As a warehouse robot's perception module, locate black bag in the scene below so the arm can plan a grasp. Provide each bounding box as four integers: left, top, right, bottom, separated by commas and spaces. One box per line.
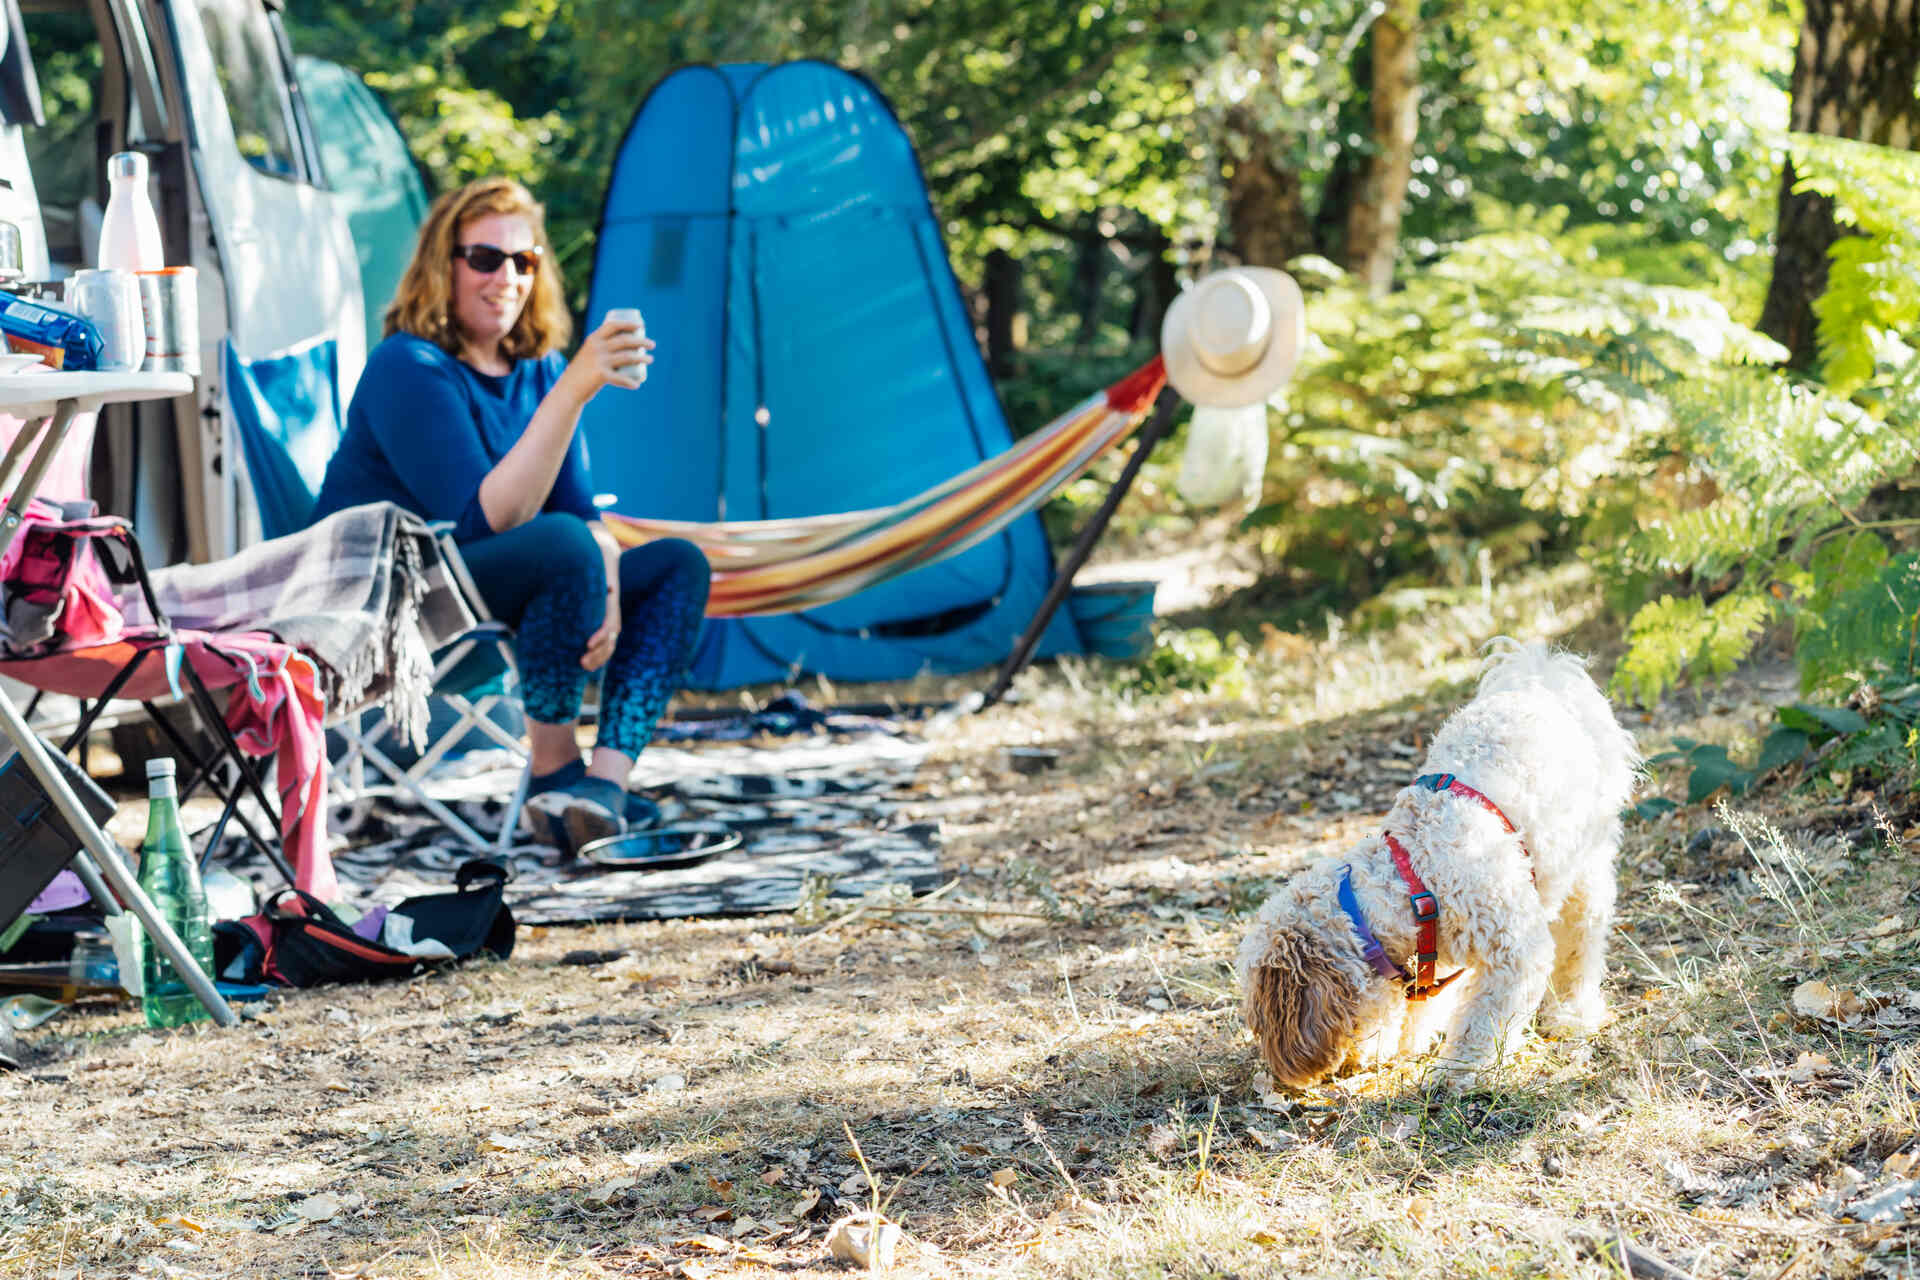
215, 860, 515, 988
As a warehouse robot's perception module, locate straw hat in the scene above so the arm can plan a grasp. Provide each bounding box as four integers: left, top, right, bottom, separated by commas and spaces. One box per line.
1160, 267, 1306, 408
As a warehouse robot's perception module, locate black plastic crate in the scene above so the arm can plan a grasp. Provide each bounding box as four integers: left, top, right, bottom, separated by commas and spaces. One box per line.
0, 738, 117, 930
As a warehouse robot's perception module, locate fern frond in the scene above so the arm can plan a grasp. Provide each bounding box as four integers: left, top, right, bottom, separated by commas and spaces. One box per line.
1797, 552, 1920, 694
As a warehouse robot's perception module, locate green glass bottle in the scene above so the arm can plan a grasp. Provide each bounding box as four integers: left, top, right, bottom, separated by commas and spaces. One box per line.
136, 758, 213, 1028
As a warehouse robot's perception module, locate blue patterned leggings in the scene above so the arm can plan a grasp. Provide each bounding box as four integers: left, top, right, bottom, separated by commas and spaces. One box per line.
458, 514, 709, 758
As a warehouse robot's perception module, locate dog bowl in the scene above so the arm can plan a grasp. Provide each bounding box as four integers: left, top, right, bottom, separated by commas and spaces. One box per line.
574, 821, 742, 870
1007, 747, 1060, 775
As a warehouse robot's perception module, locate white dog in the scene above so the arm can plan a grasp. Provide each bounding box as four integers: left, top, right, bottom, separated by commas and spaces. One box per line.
1237, 639, 1640, 1088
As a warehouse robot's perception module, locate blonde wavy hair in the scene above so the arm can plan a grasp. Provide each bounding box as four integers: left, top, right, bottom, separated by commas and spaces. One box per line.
384, 177, 571, 360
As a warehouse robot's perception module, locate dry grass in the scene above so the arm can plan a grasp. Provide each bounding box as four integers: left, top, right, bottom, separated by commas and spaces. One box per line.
3, 559, 1919, 1279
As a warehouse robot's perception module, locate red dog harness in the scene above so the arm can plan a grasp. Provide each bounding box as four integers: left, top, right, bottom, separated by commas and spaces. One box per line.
1382, 772, 1532, 1001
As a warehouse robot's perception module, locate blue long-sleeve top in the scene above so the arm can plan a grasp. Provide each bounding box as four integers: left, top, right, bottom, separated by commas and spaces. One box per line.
309, 333, 596, 542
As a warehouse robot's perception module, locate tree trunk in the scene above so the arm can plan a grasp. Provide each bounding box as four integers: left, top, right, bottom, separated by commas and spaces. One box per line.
1225, 106, 1312, 268
1073, 222, 1105, 349
982, 248, 1022, 379
1128, 223, 1179, 345
1344, 0, 1420, 298
1759, 0, 1920, 369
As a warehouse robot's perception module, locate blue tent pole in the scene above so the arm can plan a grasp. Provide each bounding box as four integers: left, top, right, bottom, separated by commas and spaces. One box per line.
978, 387, 1181, 709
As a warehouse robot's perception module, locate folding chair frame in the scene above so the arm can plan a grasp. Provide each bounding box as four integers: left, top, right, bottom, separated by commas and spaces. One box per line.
329, 526, 532, 855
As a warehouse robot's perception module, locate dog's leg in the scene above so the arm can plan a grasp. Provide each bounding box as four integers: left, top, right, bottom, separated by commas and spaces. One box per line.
1538, 861, 1617, 1036
1434, 894, 1554, 1087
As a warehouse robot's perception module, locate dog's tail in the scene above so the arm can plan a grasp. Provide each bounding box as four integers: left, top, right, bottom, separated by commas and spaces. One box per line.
1478, 637, 1644, 777
1476, 637, 1594, 697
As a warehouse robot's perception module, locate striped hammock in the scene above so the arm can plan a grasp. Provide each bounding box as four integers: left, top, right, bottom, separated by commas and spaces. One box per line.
603, 356, 1168, 617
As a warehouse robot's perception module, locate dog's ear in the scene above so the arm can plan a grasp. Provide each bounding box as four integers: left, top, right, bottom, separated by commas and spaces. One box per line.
1243, 923, 1362, 1088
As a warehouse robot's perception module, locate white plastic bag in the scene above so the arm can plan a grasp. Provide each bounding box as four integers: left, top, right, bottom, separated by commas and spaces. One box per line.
1177, 401, 1270, 508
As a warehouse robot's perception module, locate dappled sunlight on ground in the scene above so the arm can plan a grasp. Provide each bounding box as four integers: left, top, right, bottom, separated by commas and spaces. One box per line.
3, 560, 1918, 1277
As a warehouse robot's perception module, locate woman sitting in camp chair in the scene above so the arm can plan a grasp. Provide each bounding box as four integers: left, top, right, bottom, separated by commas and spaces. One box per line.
309, 177, 709, 856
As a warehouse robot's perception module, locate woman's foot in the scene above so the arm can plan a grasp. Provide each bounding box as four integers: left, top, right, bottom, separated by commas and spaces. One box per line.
524, 763, 627, 855
626, 792, 662, 829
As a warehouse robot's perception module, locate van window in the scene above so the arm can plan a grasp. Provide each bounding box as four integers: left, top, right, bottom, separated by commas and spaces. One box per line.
195, 0, 301, 180
21, 9, 104, 268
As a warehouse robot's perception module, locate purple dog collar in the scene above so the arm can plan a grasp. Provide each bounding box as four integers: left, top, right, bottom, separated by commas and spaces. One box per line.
1337, 865, 1405, 981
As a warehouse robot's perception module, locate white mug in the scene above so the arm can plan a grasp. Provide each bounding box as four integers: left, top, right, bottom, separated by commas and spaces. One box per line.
606, 306, 647, 384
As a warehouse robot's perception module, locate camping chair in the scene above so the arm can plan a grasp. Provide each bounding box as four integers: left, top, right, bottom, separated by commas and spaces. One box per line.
0, 410, 324, 897
221, 339, 532, 855
326, 531, 530, 855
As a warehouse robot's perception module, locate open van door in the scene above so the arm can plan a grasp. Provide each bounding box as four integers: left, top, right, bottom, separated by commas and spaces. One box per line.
10, 0, 366, 564
294, 55, 430, 354
155, 0, 364, 555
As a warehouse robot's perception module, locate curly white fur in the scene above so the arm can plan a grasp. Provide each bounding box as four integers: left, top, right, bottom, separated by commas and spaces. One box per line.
1237, 639, 1641, 1088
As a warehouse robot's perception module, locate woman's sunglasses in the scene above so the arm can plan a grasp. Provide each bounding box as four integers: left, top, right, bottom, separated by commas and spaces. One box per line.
452, 243, 542, 275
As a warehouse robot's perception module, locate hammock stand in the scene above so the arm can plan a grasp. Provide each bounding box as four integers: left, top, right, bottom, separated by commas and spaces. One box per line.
602, 356, 1177, 702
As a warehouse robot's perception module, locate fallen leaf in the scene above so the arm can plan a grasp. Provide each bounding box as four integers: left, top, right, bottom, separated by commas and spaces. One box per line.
153, 1215, 205, 1233
1793, 980, 1867, 1025
781, 1188, 821, 1222
1145, 1124, 1180, 1160
690, 1205, 733, 1223
1885, 1150, 1920, 1178
1248, 1228, 1281, 1245
672, 1234, 736, 1254
1789, 1051, 1833, 1082
1407, 1196, 1435, 1229
989, 1168, 1019, 1188
838, 1170, 869, 1195
758, 1167, 787, 1186
583, 1178, 636, 1206
706, 1176, 734, 1200
826, 1214, 900, 1269
483, 1133, 534, 1152
292, 1192, 360, 1223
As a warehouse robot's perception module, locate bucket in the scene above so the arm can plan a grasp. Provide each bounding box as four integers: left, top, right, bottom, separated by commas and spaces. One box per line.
1068, 580, 1157, 660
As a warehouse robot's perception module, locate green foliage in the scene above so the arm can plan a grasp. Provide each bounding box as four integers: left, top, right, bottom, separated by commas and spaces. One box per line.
1646, 703, 1874, 804
1790, 134, 1920, 395
1796, 552, 1920, 694
1231, 223, 1778, 618
1599, 136, 1920, 711
1613, 591, 1773, 708
1121, 627, 1251, 699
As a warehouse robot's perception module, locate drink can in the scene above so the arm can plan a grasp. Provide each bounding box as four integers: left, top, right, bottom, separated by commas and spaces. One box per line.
606, 306, 646, 384
135, 266, 200, 376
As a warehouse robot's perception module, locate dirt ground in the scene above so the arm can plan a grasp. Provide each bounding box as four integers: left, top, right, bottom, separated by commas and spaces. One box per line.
3, 562, 1920, 1279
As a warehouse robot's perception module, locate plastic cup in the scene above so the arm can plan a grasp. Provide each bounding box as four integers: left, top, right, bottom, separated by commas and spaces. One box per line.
606, 307, 646, 384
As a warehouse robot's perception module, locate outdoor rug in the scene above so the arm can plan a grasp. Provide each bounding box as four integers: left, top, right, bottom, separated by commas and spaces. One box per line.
210, 734, 945, 925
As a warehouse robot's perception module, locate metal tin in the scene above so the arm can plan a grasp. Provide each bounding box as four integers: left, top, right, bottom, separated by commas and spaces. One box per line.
135, 266, 199, 375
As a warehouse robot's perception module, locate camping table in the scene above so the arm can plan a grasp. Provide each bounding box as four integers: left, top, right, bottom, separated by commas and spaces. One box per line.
0, 369, 237, 1027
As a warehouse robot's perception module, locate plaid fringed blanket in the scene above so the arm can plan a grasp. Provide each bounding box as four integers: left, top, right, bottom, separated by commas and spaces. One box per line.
123, 502, 477, 747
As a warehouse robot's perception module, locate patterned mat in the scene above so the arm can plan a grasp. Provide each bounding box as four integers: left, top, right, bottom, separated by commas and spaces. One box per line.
215, 735, 945, 925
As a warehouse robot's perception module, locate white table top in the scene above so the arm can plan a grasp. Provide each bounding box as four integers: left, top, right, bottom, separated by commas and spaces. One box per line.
0, 369, 194, 418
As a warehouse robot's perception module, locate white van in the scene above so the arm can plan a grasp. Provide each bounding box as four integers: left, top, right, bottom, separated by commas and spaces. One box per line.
1, 0, 423, 565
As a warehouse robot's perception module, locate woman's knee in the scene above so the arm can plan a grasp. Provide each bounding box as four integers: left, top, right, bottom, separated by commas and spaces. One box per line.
620, 537, 710, 608
523, 512, 605, 591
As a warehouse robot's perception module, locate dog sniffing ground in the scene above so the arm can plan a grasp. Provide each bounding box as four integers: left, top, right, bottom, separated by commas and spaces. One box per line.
3, 562, 1919, 1279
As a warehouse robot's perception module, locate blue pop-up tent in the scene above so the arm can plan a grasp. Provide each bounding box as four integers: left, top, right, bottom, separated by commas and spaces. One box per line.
580, 60, 1082, 690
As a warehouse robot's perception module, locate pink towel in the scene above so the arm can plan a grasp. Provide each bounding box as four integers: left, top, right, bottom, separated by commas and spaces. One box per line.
194, 633, 336, 901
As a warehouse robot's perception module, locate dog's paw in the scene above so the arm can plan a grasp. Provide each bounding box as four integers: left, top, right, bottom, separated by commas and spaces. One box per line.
1424, 1055, 1497, 1093
1537, 996, 1607, 1038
